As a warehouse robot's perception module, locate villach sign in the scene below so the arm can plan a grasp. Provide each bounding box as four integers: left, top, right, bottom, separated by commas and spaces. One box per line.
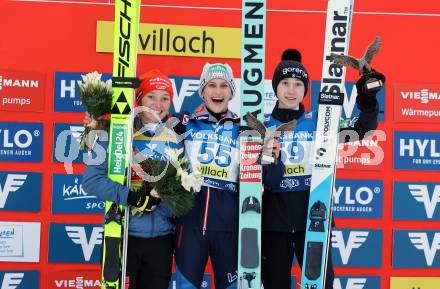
96, 21, 241, 59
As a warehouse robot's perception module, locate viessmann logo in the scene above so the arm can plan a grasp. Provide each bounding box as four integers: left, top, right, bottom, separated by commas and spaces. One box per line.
0, 75, 39, 91
400, 88, 440, 104
48, 270, 101, 289
53, 276, 101, 288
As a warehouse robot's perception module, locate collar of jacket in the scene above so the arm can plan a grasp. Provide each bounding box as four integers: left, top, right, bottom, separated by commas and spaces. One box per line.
271, 101, 305, 123
134, 116, 170, 137
191, 105, 239, 124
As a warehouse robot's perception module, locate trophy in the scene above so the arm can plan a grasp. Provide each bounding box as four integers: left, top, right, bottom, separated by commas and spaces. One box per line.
243, 112, 297, 165
330, 36, 384, 92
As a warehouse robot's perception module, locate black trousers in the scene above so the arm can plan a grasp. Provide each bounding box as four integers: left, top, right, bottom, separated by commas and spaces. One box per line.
262, 231, 334, 289
174, 227, 238, 289
126, 234, 173, 289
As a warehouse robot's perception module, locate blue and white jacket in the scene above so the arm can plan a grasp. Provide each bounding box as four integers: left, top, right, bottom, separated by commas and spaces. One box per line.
262, 101, 379, 232
175, 106, 283, 232
82, 117, 182, 238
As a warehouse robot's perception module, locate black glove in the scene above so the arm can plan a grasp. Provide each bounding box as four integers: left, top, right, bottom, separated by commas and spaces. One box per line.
127, 182, 161, 212
356, 70, 386, 110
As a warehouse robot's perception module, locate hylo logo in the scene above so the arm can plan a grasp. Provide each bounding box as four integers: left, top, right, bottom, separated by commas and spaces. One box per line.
334, 185, 380, 205
400, 138, 440, 158
0, 129, 37, 149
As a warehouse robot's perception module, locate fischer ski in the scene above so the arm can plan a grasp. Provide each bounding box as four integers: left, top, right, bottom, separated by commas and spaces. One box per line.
238, 1, 266, 289
301, 1, 354, 289
101, 0, 141, 288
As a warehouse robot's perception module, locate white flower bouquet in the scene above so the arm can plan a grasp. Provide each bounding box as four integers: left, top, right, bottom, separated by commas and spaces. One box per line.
78, 71, 113, 149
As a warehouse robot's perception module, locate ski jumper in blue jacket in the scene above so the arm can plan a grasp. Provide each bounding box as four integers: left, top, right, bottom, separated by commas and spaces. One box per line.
174, 63, 284, 289
261, 49, 385, 289
83, 69, 182, 289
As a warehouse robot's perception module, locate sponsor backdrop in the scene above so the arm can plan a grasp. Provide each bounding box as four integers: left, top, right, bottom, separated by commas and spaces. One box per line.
1, 0, 440, 288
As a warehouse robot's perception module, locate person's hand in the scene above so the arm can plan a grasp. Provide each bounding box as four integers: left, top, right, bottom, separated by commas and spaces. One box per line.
127, 182, 161, 212
270, 138, 281, 159
83, 112, 103, 129
356, 70, 386, 109
263, 138, 281, 163
83, 112, 92, 127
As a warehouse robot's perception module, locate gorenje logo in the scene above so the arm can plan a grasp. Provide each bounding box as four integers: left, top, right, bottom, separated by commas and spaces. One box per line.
66, 226, 103, 262
52, 174, 104, 214
393, 182, 440, 220
331, 229, 383, 267
401, 89, 440, 104
409, 232, 440, 266
0, 122, 43, 162
393, 230, 440, 268
333, 179, 383, 218
332, 231, 369, 264
0, 175, 26, 208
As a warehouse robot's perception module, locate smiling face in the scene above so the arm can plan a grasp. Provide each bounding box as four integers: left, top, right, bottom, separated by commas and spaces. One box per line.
138, 89, 171, 123
276, 77, 306, 109
201, 78, 232, 114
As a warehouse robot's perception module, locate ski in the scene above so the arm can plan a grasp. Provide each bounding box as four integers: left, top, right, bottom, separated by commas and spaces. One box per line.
102, 0, 141, 288
301, 1, 354, 289
238, 1, 266, 289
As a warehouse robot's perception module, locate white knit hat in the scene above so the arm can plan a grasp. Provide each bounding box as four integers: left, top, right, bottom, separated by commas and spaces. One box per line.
198, 63, 236, 98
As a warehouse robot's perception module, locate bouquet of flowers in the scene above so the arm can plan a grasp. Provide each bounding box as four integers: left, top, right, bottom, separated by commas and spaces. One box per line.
132, 148, 203, 217
78, 71, 112, 149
